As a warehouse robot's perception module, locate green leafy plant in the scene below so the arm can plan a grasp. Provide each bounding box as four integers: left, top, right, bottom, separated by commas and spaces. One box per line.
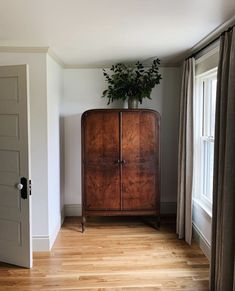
102, 59, 162, 105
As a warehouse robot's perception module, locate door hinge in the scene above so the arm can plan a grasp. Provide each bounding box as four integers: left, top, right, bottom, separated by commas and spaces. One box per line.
29, 179, 32, 195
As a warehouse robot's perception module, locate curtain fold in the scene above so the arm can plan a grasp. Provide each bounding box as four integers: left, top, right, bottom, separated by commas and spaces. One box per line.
176, 57, 195, 245
210, 27, 235, 291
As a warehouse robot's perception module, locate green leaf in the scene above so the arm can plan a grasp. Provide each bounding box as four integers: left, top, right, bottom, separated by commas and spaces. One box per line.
101, 59, 161, 104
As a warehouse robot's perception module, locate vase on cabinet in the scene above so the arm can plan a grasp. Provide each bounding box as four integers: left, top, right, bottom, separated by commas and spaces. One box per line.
128, 98, 139, 109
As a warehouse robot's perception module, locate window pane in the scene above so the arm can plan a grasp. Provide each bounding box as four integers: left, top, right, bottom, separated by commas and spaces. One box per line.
203, 140, 214, 201
210, 79, 217, 137
194, 69, 217, 207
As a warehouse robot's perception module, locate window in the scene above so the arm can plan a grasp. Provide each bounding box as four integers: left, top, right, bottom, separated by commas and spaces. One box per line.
193, 68, 217, 212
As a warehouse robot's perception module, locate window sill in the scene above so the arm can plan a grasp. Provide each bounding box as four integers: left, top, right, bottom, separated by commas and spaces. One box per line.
193, 197, 212, 218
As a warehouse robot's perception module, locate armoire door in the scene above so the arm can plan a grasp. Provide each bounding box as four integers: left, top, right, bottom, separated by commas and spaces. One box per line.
82, 111, 121, 210
121, 111, 159, 210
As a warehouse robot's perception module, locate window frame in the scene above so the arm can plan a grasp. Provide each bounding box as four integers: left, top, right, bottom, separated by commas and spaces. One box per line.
193, 67, 217, 214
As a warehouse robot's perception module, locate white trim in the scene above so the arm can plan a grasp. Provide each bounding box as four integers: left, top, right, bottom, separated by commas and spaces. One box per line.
33, 219, 61, 252
195, 46, 220, 65
64, 64, 112, 69
48, 48, 65, 68
196, 67, 218, 78
49, 219, 61, 250
33, 212, 64, 252
64, 204, 82, 216
0, 46, 49, 53
64, 202, 177, 217
0, 46, 65, 68
32, 235, 50, 252
193, 68, 217, 210
192, 222, 211, 260
193, 198, 212, 218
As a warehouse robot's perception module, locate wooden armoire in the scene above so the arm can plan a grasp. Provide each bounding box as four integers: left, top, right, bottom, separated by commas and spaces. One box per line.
81, 109, 160, 231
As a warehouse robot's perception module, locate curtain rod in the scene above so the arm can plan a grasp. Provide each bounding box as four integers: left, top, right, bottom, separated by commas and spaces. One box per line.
189, 24, 234, 59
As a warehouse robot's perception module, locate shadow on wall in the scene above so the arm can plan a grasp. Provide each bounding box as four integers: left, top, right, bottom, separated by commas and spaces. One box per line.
160, 67, 181, 204
60, 113, 82, 209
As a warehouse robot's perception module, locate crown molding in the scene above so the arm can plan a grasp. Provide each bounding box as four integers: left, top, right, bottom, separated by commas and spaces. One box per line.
64, 64, 108, 69
63, 62, 180, 69
0, 46, 50, 53
0, 46, 65, 68
47, 48, 65, 67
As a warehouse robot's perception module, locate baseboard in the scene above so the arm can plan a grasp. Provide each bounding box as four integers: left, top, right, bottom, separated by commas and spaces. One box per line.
161, 202, 177, 214
33, 235, 50, 252
192, 222, 211, 260
64, 204, 82, 216
49, 218, 62, 249
61, 206, 65, 225
33, 214, 63, 252
64, 202, 176, 217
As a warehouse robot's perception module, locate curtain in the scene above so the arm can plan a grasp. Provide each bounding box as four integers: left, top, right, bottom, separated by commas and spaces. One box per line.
176, 57, 195, 245
210, 27, 235, 291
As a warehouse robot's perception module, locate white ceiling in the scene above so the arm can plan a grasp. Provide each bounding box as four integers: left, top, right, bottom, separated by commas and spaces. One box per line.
0, 0, 234, 67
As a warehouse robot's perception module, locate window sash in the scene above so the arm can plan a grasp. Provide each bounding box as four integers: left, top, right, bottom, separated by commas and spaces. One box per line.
193, 68, 217, 208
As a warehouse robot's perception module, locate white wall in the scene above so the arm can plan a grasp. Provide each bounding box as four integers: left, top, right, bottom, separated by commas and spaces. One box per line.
46, 55, 63, 248
0, 53, 180, 251
0, 52, 49, 248
61, 67, 181, 213
0, 52, 63, 251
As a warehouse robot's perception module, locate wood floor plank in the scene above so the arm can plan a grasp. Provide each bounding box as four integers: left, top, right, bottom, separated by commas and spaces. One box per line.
0, 217, 209, 290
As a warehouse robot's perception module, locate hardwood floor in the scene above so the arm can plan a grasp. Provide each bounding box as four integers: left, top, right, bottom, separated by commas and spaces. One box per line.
0, 217, 209, 290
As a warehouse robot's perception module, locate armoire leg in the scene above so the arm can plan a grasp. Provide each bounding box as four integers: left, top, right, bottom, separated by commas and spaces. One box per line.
81, 216, 86, 233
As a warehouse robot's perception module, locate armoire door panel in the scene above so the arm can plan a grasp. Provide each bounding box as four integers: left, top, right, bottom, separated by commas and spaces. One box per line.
121, 111, 158, 164
122, 163, 157, 210
84, 165, 120, 210
82, 110, 121, 211
121, 111, 158, 210
83, 111, 119, 164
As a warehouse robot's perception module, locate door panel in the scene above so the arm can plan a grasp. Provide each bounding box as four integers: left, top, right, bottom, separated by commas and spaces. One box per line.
0, 76, 18, 101
122, 111, 159, 210
83, 111, 121, 210
0, 149, 20, 172
0, 114, 19, 138
0, 65, 31, 268
0, 220, 21, 243
0, 184, 20, 209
